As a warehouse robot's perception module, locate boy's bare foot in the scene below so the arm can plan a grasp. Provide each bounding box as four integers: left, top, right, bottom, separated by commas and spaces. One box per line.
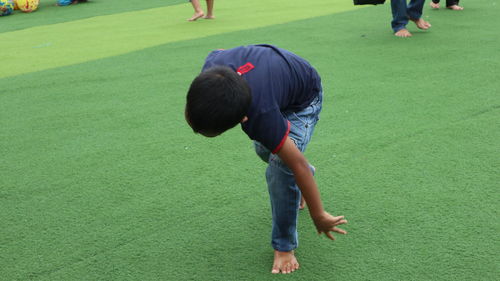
410, 18, 431, 30
394, 28, 412, 37
447, 5, 463, 10
204, 15, 215, 19
271, 250, 300, 274
188, 11, 204, 21
430, 2, 440, 9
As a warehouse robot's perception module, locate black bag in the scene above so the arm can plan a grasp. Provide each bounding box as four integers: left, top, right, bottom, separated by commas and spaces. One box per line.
353, 0, 386, 5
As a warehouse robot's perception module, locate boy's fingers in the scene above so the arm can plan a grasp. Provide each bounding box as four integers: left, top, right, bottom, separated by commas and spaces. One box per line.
334, 219, 348, 226
332, 227, 347, 235
325, 232, 336, 240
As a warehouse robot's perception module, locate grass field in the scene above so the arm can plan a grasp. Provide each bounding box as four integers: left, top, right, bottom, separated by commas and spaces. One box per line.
1, 0, 499, 280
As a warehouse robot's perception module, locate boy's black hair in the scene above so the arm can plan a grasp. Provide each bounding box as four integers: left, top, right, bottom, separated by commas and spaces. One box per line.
186, 66, 252, 136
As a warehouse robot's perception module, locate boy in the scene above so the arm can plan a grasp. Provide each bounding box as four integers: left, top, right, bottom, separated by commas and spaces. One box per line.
185, 44, 347, 274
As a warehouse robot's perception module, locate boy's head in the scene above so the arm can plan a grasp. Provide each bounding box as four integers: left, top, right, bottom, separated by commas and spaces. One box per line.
185, 66, 252, 137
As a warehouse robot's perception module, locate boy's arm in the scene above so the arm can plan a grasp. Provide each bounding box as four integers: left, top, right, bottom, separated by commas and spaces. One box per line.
277, 137, 347, 240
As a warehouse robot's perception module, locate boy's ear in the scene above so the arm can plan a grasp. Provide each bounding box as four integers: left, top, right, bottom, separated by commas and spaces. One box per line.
241, 116, 248, 123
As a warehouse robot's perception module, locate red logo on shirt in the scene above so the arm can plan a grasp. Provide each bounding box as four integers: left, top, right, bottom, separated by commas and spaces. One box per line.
237, 62, 255, 75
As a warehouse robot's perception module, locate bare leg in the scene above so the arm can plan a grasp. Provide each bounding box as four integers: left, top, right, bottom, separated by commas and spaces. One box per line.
410, 18, 431, 30
447, 4, 463, 10
430, 2, 440, 8
271, 250, 300, 274
204, 0, 215, 19
188, 0, 204, 21
394, 28, 412, 37
299, 196, 305, 210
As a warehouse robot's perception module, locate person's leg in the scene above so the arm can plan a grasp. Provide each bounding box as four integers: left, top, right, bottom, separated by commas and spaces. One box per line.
446, 0, 463, 10
445, 0, 457, 6
430, 0, 440, 9
285, 95, 320, 211
257, 92, 322, 274
253, 140, 300, 274
408, 0, 431, 30
391, 0, 411, 36
255, 142, 313, 212
187, 0, 204, 21
407, 0, 425, 19
204, 0, 215, 19
254, 140, 300, 254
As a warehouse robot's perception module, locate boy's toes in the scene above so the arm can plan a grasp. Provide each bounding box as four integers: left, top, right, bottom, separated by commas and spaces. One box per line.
272, 250, 299, 274
284, 263, 291, 274
271, 265, 279, 274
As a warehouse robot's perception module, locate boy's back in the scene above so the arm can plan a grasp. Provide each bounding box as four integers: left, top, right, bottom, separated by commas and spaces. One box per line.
202, 44, 322, 152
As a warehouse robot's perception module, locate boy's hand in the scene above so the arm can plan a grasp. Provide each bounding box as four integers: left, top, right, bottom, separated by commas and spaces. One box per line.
312, 211, 347, 240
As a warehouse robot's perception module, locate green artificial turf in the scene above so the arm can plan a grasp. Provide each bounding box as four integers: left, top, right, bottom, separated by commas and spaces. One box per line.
1, 0, 357, 78
1, 0, 499, 280
2, 0, 187, 33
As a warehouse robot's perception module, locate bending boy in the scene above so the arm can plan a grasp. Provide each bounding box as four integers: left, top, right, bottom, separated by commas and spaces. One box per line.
185, 44, 347, 274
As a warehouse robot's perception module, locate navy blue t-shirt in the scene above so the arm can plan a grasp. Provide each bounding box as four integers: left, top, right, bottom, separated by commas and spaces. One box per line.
201, 44, 322, 153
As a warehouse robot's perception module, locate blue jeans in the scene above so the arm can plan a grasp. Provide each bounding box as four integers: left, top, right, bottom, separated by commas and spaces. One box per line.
391, 0, 425, 32
254, 91, 323, 252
